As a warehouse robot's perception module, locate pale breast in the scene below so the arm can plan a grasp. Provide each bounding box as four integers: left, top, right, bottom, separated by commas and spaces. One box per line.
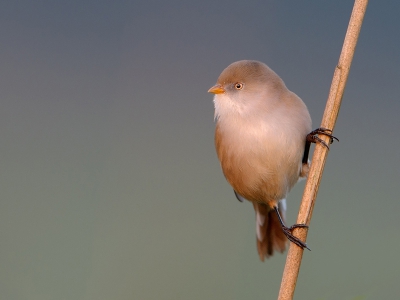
215, 116, 304, 203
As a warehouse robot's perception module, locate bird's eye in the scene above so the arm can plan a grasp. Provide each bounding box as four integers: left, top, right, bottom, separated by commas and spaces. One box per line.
234, 82, 244, 90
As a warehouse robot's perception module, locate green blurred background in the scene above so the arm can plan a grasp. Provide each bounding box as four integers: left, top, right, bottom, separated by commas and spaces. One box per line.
1, 1, 399, 299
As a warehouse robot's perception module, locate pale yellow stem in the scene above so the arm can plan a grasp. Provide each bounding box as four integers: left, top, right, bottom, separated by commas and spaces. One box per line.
277, 1, 369, 299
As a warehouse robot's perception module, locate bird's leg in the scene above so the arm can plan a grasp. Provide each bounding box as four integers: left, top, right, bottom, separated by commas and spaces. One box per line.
273, 206, 311, 251
302, 140, 312, 164
302, 127, 339, 163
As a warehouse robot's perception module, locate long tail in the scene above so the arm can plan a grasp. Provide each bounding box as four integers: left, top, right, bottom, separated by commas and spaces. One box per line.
253, 200, 288, 261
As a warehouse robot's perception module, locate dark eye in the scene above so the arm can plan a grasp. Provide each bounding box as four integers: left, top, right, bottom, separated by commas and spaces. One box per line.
234, 82, 244, 90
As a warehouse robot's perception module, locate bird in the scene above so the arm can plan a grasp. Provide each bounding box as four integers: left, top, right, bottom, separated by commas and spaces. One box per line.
208, 60, 336, 261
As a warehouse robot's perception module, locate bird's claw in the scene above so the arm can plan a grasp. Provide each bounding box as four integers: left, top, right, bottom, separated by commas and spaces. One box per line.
306, 127, 339, 150
282, 224, 311, 251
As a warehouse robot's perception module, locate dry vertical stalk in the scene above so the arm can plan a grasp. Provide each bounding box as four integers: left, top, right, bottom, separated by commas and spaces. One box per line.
277, 1, 369, 299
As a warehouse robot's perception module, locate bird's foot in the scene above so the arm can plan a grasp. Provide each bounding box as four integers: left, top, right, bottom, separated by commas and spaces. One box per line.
281, 223, 311, 251
306, 127, 339, 150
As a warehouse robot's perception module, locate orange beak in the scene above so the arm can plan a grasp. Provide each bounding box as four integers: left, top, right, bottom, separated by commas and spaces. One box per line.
208, 84, 225, 94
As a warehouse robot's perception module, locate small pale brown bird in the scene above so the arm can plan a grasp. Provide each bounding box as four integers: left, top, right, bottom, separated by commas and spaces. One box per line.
208, 60, 336, 261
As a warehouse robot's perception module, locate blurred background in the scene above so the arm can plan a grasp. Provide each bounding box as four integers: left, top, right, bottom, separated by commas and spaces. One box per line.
1, 1, 399, 299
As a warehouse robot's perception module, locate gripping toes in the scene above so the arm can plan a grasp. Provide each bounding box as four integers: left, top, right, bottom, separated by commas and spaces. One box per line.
282, 225, 311, 251
306, 127, 339, 149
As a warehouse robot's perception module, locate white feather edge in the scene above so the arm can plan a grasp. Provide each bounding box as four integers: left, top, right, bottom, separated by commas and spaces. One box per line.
254, 198, 287, 242
255, 208, 265, 242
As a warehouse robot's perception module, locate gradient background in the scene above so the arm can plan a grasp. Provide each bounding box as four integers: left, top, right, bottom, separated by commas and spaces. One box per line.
1, 1, 400, 299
